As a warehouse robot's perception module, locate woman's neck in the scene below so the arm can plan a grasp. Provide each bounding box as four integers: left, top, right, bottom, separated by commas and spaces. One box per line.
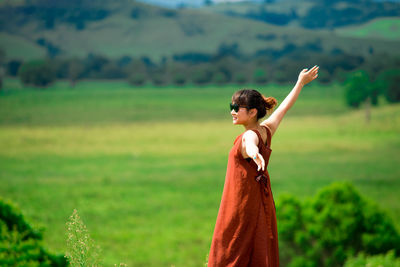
243, 120, 260, 131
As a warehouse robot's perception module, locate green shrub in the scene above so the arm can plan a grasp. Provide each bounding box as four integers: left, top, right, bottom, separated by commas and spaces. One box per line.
277, 182, 400, 267
376, 69, 400, 103
253, 68, 268, 84
172, 73, 186, 85
18, 60, 56, 88
0, 197, 67, 266
192, 69, 213, 85
344, 250, 400, 267
234, 73, 248, 84
344, 70, 381, 108
344, 70, 371, 108
128, 73, 146, 86
213, 72, 229, 85
151, 72, 167, 86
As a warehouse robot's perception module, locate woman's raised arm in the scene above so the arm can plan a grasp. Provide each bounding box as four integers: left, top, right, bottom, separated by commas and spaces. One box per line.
261, 65, 319, 136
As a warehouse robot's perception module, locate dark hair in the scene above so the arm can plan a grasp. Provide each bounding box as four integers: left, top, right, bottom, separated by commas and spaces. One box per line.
232, 89, 278, 119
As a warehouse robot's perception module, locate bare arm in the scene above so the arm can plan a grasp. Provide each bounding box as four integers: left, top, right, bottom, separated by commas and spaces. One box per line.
241, 130, 265, 171
261, 65, 319, 136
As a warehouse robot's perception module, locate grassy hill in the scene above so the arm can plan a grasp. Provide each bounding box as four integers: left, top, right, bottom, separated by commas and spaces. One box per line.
335, 17, 400, 41
201, 0, 400, 28
0, 0, 399, 62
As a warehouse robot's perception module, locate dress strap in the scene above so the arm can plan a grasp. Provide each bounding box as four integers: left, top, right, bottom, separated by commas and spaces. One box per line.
262, 125, 272, 148
250, 129, 264, 148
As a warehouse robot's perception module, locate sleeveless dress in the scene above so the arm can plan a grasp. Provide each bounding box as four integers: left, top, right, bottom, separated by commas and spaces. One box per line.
208, 125, 279, 267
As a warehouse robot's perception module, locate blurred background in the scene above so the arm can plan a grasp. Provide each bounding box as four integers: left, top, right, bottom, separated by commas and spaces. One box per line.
0, 0, 399, 266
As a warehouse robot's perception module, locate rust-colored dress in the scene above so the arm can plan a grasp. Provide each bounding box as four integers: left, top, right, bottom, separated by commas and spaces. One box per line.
208, 125, 279, 267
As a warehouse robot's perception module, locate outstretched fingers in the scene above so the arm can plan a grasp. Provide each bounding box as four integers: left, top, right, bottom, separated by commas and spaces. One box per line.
307, 65, 319, 74
261, 154, 265, 171
255, 153, 266, 171
298, 65, 319, 86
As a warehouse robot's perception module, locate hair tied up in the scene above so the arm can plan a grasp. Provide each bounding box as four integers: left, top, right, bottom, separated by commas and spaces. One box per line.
262, 95, 278, 115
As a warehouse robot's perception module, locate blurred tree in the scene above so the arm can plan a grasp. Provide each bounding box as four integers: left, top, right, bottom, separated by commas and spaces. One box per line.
151, 71, 166, 86
128, 73, 146, 86
7, 60, 23, 76
68, 58, 84, 87
204, 0, 213, 6
376, 69, 400, 103
18, 60, 56, 88
191, 67, 213, 85
213, 71, 229, 85
84, 54, 109, 78
235, 73, 248, 85
0, 49, 4, 91
344, 70, 379, 123
101, 62, 126, 79
130, 6, 148, 19
253, 68, 268, 84
172, 72, 186, 85
215, 43, 242, 60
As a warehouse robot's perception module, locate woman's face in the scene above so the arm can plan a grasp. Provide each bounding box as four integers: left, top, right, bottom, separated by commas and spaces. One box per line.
231, 105, 252, 125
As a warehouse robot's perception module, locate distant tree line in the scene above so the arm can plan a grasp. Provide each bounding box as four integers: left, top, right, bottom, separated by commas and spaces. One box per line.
2, 42, 399, 92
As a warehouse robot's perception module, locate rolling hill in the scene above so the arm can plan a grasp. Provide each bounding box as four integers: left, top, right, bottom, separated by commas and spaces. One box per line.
0, 0, 399, 61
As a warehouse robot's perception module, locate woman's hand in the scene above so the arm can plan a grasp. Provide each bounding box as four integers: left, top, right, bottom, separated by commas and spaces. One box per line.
298, 65, 319, 86
252, 152, 265, 172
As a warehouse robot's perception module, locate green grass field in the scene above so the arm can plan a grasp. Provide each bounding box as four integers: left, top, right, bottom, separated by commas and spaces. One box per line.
1, 79, 399, 266
335, 17, 400, 41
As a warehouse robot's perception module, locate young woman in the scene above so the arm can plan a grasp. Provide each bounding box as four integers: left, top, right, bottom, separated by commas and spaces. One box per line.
208, 66, 319, 267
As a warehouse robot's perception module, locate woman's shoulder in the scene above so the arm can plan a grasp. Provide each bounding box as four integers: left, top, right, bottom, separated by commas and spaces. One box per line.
233, 132, 245, 144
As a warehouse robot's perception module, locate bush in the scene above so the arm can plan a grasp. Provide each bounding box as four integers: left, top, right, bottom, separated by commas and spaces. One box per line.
213, 71, 229, 85
277, 182, 400, 267
377, 69, 400, 103
19, 60, 56, 88
344, 70, 377, 108
191, 69, 213, 85
234, 73, 248, 84
253, 68, 268, 84
7, 60, 23, 76
172, 73, 186, 85
128, 73, 146, 86
344, 250, 400, 267
0, 197, 67, 266
151, 72, 167, 86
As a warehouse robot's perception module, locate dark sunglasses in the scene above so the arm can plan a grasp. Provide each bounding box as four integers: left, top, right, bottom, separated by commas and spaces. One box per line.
230, 103, 247, 112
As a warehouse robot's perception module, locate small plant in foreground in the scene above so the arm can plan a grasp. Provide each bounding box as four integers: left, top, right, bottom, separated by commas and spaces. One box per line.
65, 209, 101, 267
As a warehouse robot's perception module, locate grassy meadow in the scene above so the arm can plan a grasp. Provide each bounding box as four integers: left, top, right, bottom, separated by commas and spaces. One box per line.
1, 79, 399, 266
335, 17, 400, 41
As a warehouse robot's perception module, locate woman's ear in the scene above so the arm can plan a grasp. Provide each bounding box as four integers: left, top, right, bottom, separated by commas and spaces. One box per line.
249, 108, 258, 119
